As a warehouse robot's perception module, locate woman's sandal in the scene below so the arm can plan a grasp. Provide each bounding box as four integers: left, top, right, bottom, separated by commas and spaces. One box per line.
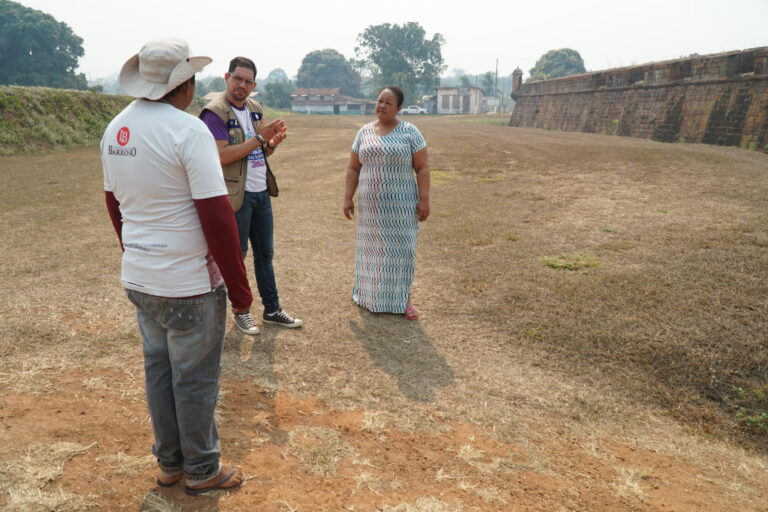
404, 306, 419, 320
185, 464, 244, 496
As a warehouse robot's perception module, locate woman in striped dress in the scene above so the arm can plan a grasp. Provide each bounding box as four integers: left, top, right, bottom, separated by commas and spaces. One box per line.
343, 86, 431, 319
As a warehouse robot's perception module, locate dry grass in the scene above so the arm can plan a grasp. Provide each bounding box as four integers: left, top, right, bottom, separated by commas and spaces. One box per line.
0, 442, 97, 511
137, 492, 183, 512
0, 442, 96, 491
613, 467, 650, 500
286, 425, 353, 477
380, 497, 464, 512
4, 487, 97, 512
1, 114, 768, 510
97, 452, 154, 477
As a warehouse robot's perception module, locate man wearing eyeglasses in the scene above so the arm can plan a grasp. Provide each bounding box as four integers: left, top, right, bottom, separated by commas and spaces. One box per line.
201, 56, 303, 335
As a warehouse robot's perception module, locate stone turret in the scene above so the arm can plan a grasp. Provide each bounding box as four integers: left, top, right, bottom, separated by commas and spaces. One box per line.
511, 67, 523, 100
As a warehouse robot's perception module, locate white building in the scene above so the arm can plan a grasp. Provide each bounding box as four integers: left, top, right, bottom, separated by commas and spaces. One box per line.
290, 88, 375, 115
436, 87, 485, 114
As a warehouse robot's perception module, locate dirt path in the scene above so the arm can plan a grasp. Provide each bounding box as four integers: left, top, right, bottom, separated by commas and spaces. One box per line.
1, 115, 767, 511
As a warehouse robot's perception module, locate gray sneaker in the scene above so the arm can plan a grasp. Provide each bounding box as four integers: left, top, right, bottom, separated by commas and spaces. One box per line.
263, 309, 303, 328
233, 311, 260, 335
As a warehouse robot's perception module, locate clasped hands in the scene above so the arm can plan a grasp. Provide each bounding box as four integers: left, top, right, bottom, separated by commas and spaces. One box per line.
260, 119, 288, 149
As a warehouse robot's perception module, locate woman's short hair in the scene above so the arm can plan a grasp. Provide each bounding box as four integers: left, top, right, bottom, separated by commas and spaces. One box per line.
379, 85, 404, 108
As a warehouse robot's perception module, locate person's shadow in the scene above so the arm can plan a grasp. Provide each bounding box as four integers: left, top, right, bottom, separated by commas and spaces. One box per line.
221, 325, 288, 446
222, 324, 278, 394
350, 309, 453, 402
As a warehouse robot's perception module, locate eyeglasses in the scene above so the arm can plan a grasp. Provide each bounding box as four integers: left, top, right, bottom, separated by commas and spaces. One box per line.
230, 75, 256, 87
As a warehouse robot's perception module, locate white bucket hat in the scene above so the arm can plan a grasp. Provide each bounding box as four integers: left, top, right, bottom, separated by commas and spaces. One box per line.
119, 37, 211, 100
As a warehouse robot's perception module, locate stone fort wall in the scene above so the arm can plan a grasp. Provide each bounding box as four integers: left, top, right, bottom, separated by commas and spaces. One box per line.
508, 47, 768, 150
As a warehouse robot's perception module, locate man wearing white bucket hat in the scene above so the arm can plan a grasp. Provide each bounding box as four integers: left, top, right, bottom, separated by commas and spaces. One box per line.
102, 37, 249, 495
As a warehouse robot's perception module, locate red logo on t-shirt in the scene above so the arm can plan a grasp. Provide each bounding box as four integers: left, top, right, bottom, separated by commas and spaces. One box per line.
117, 127, 130, 146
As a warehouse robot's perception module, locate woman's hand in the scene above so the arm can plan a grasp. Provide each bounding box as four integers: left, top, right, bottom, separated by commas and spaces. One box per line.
344, 152, 361, 220
343, 198, 355, 219
416, 198, 430, 222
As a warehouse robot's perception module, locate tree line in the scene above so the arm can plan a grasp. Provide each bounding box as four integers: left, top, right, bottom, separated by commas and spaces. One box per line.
0, 0, 587, 109
0, 0, 91, 90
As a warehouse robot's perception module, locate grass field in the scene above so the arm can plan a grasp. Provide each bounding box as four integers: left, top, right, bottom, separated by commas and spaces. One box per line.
0, 113, 767, 511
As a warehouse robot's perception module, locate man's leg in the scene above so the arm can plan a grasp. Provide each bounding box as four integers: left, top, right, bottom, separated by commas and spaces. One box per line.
248, 190, 280, 313
249, 191, 304, 327
167, 286, 228, 482
127, 286, 228, 482
126, 288, 183, 475
234, 191, 254, 260
231, 192, 260, 335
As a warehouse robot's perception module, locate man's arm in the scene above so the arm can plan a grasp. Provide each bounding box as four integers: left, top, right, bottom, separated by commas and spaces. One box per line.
104, 191, 124, 251
193, 195, 253, 312
199, 108, 287, 165
215, 119, 287, 165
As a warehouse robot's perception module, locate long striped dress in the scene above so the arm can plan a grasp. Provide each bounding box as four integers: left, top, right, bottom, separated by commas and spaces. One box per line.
351, 121, 427, 313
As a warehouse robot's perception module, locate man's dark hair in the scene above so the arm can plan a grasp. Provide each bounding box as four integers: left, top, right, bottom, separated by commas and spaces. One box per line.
379, 85, 404, 108
162, 75, 195, 101
229, 56, 257, 77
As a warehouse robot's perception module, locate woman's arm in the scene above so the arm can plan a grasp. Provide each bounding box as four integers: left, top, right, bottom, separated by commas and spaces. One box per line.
413, 148, 430, 222
343, 152, 362, 219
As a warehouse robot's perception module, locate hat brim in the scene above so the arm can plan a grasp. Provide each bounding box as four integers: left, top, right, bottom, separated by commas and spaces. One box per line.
119, 54, 212, 100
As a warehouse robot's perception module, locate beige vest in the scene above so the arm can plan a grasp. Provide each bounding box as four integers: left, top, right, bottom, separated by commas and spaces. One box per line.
202, 93, 278, 212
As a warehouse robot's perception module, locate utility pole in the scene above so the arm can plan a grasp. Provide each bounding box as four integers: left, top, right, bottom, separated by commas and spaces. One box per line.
495, 59, 499, 113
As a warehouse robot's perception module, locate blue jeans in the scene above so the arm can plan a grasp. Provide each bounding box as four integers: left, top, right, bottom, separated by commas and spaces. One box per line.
235, 190, 280, 313
125, 286, 226, 482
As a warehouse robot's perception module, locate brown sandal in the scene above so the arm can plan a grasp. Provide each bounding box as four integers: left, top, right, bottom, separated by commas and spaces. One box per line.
156, 469, 183, 487
185, 464, 243, 496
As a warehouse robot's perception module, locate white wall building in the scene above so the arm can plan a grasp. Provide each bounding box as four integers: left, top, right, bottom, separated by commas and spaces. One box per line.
436, 87, 485, 114
290, 88, 374, 115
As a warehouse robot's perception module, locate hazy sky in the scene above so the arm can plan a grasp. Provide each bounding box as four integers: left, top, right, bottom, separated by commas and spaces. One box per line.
15, 0, 768, 81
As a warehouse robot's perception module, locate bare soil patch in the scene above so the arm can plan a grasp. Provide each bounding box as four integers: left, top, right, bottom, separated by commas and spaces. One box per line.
1, 115, 766, 511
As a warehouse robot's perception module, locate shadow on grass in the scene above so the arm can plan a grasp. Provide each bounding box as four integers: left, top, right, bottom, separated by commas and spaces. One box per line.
223, 326, 278, 393
350, 309, 453, 402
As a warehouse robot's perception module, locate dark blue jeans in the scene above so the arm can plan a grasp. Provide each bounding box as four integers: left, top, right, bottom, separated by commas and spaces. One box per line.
235, 190, 280, 313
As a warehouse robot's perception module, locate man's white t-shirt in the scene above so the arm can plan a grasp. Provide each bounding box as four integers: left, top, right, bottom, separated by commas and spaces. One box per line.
101, 100, 227, 297
231, 106, 268, 193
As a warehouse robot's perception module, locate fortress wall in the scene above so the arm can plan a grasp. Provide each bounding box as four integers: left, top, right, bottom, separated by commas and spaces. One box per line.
509, 47, 768, 150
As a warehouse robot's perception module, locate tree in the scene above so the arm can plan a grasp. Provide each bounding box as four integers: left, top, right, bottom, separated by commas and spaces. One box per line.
296, 49, 361, 97
88, 74, 120, 94
0, 0, 88, 89
354, 22, 445, 103
260, 80, 294, 110
196, 76, 225, 98
207, 77, 226, 93
528, 48, 586, 82
263, 68, 289, 85
480, 72, 496, 96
